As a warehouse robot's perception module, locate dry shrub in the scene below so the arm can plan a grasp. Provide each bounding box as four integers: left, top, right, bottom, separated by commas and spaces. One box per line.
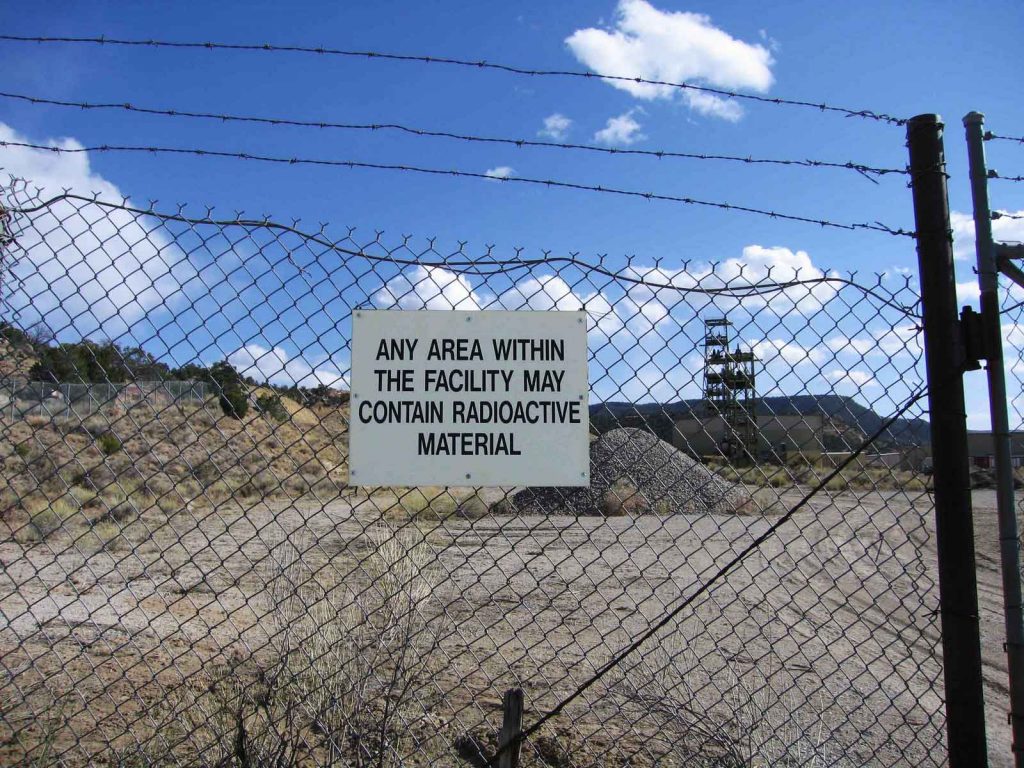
253, 473, 279, 496
84, 519, 123, 552
613, 620, 857, 767
12, 497, 82, 544
310, 477, 344, 500
156, 524, 445, 766
602, 479, 649, 517
745, 487, 786, 515
283, 475, 311, 496
454, 493, 491, 519
190, 457, 221, 487
96, 432, 122, 456
710, 458, 928, 494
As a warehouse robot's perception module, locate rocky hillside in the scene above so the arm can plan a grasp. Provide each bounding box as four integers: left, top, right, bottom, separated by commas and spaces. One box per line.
0, 393, 349, 543
592, 394, 930, 448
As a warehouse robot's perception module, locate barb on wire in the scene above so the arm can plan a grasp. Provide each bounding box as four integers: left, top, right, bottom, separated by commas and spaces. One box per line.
487, 384, 929, 765
986, 131, 1024, 145
994, 211, 1024, 221
0, 91, 908, 180
0, 140, 917, 237
0, 34, 910, 126
990, 170, 1024, 183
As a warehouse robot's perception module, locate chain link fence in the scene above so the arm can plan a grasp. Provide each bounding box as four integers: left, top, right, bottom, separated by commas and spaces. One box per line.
1000, 271, 1024, 699
0, 177, 943, 766
0, 380, 211, 420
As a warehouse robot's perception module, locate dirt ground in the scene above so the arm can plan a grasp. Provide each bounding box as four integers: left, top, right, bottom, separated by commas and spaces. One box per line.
0, 485, 1018, 766
968, 489, 1017, 768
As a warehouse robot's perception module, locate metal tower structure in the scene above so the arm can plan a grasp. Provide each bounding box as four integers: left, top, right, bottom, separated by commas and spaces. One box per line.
703, 317, 758, 461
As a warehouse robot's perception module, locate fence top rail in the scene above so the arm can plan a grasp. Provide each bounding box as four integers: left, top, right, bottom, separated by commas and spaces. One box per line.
2, 185, 923, 319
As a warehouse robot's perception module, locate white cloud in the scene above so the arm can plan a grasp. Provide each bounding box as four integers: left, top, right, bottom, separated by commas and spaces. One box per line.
1004, 323, 1024, 348
951, 209, 1024, 261
827, 369, 877, 388
957, 280, 981, 305
593, 109, 646, 146
826, 324, 922, 359
228, 344, 347, 389
539, 113, 572, 140
615, 357, 700, 402
497, 274, 584, 311
484, 166, 515, 180
497, 274, 621, 337
618, 244, 837, 327
565, 0, 774, 121
0, 122, 187, 338
373, 267, 622, 339
732, 245, 838, 311
752, 339, 825, 367
612, 268, 675, 336
758, 28, 781, 53
950, 211, 975, 261
374, 265, 482, 310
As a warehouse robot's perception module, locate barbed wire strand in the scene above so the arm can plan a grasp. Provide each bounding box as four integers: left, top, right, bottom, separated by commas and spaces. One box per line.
487, 384, 929, 766
990, 171, 1024, 183
0, 141, 916, 237
994, 211, 1024, 221
986, 132, 1024, 145
0, 34, 909, 126
1, 190, 921, 316
0, 91, 906, 181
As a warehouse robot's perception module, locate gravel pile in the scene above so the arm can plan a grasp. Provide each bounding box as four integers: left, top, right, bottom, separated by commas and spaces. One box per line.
508, 428, 750, 516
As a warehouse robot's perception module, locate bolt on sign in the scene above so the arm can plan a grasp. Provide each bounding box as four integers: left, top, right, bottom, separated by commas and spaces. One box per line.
349, 310, 589, 487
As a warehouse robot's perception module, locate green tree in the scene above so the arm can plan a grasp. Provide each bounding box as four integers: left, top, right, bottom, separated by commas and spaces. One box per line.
168, 362, 210, 382
0, 321, 32, 350
255, 392, 287, 422
29, 339, 169, 383
209, 360, 249, 419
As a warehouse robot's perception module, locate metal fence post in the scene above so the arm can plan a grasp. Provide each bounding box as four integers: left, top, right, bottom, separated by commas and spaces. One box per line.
906, 113, 989, 766
498, 688, 524, 768
965, 110, 1024, 766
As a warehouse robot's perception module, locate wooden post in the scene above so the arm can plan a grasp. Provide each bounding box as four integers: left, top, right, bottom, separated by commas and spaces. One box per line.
498, 688, 524, 768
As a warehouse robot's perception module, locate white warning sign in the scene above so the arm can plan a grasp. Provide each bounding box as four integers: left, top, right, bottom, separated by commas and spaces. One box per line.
349, 310, 589, 487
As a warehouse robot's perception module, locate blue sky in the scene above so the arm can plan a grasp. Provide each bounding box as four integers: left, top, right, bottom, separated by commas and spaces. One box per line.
2, 1, 1024, 427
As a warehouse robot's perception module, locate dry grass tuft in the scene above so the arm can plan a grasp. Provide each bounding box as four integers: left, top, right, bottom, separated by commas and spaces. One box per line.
151, 523, 446, 766
613, 621, 859, 767
710, 459, 928, 495
602, 479, 650, 517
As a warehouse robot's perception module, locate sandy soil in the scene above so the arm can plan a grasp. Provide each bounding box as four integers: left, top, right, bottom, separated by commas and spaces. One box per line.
0, 486, 1018, 766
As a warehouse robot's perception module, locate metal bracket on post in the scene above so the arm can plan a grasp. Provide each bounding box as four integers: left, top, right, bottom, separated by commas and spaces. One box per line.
999, 244, 1024, 261
960, 306, 990, 370
998, 243, 1024, 290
